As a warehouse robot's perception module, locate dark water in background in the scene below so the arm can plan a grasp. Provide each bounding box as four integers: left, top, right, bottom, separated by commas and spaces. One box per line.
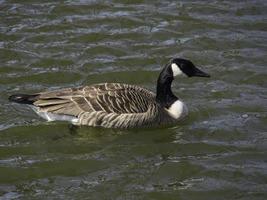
0, 0, 267, 199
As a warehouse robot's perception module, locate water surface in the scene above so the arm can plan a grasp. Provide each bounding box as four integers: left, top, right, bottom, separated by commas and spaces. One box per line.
0, 0, 267, 199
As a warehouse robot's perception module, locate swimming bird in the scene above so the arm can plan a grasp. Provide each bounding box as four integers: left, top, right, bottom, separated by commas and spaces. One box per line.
9, 58, 210, 129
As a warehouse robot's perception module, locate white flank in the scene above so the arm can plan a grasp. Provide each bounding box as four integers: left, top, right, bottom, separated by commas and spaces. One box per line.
165, 100, 187, 119
171, 63, 183, 76
30, 106, 79, 124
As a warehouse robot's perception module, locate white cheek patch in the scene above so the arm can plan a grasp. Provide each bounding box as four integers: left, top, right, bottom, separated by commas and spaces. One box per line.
171, 63, 183, 76
165, 100, 187, 119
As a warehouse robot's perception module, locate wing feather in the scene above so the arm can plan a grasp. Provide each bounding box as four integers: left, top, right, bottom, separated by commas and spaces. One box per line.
32, 83, 155, 117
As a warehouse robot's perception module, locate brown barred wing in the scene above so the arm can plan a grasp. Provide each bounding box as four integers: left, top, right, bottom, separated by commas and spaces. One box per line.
33, 87, 93, 116
82, 83, 156, 114
32, 83, 156, 117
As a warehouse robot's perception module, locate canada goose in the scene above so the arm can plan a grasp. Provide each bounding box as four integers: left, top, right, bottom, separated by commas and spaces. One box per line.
9, 58, 210, 129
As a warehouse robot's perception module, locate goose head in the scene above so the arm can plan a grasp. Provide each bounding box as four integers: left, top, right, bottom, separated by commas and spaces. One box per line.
170, 58, 210, 78
156, 58, 210, 111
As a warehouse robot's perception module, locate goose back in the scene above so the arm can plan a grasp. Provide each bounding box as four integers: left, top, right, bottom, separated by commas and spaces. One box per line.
33, 83, 155, 116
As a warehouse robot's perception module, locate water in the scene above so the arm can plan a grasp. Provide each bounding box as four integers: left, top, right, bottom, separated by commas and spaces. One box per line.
1, 0, 267, 199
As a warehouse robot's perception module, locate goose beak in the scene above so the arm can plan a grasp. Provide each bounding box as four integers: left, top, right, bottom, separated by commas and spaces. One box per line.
194, 67, 210, 77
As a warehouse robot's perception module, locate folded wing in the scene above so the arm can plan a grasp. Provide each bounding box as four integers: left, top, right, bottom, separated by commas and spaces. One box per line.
34, 83, 156, 117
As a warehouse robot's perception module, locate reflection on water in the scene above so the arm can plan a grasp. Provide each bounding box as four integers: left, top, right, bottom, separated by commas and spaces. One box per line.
0, 0, 267, 199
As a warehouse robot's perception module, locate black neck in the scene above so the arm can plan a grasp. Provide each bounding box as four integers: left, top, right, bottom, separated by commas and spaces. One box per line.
156, 64, 178, 108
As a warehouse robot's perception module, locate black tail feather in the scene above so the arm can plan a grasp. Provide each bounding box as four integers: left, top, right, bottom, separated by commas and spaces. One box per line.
9, 94, 38, 105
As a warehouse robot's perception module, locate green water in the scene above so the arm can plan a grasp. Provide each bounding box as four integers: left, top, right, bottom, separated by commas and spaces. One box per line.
1, 0, 267, 199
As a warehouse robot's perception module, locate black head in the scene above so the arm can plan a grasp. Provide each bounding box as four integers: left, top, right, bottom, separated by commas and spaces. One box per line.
170, 58, 210, 78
